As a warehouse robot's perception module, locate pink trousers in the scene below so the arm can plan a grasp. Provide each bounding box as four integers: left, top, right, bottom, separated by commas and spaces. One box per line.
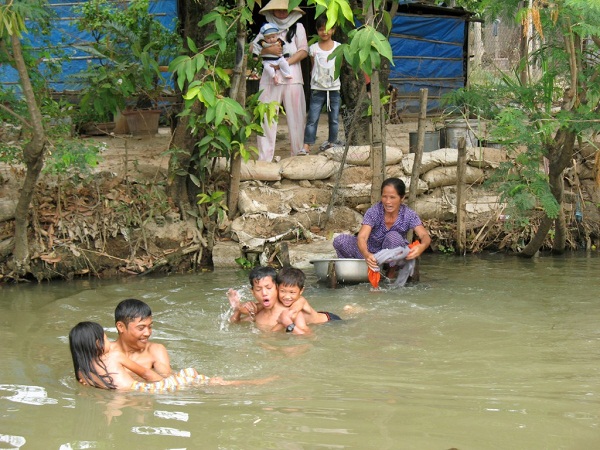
257, 82, 306, 161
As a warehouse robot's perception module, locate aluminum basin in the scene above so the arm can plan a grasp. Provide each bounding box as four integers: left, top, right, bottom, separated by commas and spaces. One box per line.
310, 259, 368, 284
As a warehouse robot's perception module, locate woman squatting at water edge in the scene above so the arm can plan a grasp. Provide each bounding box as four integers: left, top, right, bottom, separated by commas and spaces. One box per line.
333, 177, 432, 286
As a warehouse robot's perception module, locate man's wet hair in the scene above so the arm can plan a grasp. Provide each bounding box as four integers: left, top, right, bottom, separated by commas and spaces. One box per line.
276, 267, 305, 290
115, 298, 152, 327
248, 266, 278, 286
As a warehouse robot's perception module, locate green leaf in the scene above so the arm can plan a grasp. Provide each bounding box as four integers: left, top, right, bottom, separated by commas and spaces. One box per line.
205, 105, 215, 123
200, 84, 217, 106
198, 11, 222, 28
186, 37, 198, 53
189, 174, 201, 188
214, 100, 226, 126
215, 16, 227, 39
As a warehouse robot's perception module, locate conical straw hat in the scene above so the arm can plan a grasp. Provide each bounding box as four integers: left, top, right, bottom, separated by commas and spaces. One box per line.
259, 0, 305, 15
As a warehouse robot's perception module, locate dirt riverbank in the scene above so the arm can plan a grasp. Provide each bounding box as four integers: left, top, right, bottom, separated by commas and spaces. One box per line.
0, 114, 598, 281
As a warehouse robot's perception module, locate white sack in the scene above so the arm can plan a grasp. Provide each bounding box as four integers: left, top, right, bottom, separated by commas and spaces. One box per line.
280, 155, 340, 180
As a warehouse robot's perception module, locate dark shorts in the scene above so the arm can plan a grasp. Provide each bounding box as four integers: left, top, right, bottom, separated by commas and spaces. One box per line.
319, 311, 342, 321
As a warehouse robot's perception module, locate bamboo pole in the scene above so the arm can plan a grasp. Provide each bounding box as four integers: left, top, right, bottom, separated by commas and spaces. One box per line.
456, 137, 467, 254
408, 88, 428, 207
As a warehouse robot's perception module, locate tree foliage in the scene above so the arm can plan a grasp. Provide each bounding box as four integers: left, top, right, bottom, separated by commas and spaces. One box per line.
450, 0, 600, 254
168, 0, 394, 254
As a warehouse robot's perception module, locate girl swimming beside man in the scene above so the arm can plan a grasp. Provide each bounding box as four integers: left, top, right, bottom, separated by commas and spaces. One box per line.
69, 321, 271, 391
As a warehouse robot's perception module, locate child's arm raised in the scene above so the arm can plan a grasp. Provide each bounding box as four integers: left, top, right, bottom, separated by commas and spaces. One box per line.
228, 289, 261, 322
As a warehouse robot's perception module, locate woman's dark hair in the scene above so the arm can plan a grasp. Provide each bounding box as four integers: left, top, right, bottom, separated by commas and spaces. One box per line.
381, 177, 406, 197
285, 22, 297, 43
69, 321, 116, 389
249, 266, 278, 287
276, 267, 306, 290
114, 298, 152, 327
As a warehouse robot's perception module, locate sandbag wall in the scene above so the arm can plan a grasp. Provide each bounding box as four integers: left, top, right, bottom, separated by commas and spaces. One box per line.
216, 145, 510, 250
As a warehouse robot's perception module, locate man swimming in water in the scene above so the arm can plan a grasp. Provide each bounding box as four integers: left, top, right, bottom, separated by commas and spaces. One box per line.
113, 298, 172, 377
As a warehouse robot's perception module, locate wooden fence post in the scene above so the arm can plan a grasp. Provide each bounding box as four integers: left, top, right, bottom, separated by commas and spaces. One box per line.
456, 137, 467, 254
408, 88, 428, 207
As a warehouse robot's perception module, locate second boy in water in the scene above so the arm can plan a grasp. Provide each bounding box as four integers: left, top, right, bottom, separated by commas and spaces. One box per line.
228, 266, 340, 333
228, 266, 313, 334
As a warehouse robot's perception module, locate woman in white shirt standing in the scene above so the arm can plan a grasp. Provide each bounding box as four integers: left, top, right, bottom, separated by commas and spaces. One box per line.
252, 0, 308, 162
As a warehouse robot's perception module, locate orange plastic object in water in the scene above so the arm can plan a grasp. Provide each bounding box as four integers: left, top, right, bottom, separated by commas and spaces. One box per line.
409, 240, 420, 249
368, 241, 420, 289
368, 268, 381, 289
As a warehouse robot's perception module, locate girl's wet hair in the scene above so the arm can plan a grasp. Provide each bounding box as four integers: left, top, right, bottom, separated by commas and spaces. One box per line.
381, 177, 406, 197
276, 267, 305, 290
68, 321, 116, 389
114, 298, 152, 327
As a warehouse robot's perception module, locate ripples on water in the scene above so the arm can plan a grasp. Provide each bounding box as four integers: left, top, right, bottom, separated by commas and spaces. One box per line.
1, 253, 599, 449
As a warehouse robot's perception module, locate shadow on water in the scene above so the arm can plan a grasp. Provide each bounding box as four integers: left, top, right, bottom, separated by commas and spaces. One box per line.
1, 253, 600, 449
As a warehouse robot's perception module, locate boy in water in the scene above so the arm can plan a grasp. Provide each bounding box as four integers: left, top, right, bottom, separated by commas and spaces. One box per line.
229, 266, 311, 334
276, 267, 341, 324
228, 266, 340, 330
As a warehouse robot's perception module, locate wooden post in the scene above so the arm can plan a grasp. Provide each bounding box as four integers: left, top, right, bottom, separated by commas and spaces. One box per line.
408, 88, 428, 208
327, 260, 338, 289
456, 137, 467, 254
278, 242, 291, 268
369, 70, 384, 205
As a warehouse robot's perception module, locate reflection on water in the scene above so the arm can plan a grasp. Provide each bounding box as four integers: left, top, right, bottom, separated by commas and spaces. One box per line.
1, 253, 600, 449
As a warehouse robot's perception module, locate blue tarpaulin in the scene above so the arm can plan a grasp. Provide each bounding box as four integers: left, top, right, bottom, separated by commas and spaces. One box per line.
389, 3, 471, 115
0, 0, 178, 92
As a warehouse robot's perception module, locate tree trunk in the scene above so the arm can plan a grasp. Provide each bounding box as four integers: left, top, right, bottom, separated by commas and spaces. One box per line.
168, 0, 218, 214
548, 128, 576, 253
228, 2, 248, 219
167, 115, 195, 216
519, 215, 552, 258
11, 32, 47, 274
520, 128, 576, 257
339, 62, 370, 145
455, 138, 467, 255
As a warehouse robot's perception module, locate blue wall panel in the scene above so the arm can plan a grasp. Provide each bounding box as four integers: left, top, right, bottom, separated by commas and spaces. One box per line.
389, 10, 468, 115
1, 0, 178, 92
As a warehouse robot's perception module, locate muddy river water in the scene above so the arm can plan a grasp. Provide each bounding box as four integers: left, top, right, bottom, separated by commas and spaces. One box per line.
1, 253, 599, 449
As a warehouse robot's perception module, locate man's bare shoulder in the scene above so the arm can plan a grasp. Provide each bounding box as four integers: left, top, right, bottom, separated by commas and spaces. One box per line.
146, 341, 168, 356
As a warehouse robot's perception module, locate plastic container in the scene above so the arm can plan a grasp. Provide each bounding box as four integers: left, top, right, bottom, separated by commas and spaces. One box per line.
408, 130, 441, 153
123, 110, 161, 136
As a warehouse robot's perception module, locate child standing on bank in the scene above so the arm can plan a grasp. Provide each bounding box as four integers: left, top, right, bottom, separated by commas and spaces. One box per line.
299, 15, 341, 156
